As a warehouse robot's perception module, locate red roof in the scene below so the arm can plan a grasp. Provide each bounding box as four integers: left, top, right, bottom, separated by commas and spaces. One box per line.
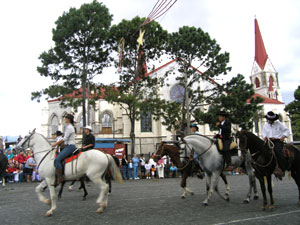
255, 19, 268, 70
247, 93, 284, 104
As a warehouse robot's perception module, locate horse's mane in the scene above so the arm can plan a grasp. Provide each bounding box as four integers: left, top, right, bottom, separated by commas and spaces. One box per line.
243, 131, 270, 153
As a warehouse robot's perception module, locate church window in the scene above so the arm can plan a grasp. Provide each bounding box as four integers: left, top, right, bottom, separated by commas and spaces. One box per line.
50, 115, 59, 135
141, 112, 152, 132
101, 112, 113, 134
255, 78, 260, 88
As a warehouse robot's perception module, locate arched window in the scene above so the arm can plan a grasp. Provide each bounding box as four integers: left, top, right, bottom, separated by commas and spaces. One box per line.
269, 76, 274, 91
50, 115, 59, 135
255, 77, 260, 88
101, 112, 113, 134
141, 112, 152, 132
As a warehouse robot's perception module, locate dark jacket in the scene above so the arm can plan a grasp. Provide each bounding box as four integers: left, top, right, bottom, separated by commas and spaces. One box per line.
217, 120, 231, 139
82, 133, 95, 150
122, 158, 128, 166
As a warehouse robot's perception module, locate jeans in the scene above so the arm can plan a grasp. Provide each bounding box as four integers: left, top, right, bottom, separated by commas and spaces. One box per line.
54, 144, 76, 169
133, 165, 138, 179
122, 166, 127, 179
128, 168, 133, 179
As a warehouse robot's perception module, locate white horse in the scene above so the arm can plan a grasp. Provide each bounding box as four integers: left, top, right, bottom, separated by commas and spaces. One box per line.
180, 134, 258, 205
16, 130, 122, 216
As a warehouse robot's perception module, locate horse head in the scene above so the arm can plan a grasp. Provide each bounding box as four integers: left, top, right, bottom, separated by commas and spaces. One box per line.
16, 129, 36, 152
235, 129, 248, 152
153, 142, 181, 164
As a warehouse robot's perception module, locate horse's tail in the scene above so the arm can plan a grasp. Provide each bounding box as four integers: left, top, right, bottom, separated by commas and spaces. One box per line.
107, 155, 123, 184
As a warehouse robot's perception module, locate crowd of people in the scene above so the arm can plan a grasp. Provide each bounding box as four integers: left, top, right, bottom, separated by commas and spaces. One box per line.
121, 153, 178, 180
1, 148, 40, 183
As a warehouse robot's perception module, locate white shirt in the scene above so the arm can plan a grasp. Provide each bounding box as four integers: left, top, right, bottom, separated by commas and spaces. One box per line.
63, 124, 75, 145
262, 121, 290, 139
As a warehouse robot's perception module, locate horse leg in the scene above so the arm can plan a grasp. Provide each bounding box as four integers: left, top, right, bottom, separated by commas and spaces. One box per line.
203, 174, 212, 206
2, 176, 5, 187
69, 180, 76, 191
58, 181, 66, 199
212, 172, 228, 202
257, 176, 267, 210
180, 171, 189, 199
79, 177, 88, 200
291, 168, 300, 204
91, 177, 109, 214
45, 177, 57, 216
267, 175, 274, 210
220, 172, 230, 200
35, 180, 51, 205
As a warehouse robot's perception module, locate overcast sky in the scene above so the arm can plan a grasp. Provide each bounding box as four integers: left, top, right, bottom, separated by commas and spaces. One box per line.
0, 0, 299, 136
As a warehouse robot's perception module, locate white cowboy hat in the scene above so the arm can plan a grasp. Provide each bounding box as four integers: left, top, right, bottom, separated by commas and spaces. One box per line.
83, 125, 93, 131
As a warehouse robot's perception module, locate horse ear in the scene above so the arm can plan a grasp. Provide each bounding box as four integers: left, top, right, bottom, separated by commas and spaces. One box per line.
32, 128, 36, 133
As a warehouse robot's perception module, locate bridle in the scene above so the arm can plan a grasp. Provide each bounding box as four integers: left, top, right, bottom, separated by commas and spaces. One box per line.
238, 133, 275, 169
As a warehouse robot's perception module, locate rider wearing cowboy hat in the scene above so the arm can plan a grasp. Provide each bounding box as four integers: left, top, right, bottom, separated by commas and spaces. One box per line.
262, 111, 290, 180
215, 111, 232, 167
81, 125, 95, 151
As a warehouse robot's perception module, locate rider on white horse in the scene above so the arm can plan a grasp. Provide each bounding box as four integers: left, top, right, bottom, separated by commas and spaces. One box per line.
190, 124, 204, 179
52, 114, 77, 185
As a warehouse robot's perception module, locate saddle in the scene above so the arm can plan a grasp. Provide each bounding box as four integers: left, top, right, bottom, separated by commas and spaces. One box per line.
217, 138, 238, 151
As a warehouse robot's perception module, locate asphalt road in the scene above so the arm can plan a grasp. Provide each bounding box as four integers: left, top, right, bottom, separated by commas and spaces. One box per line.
1, 175, 300, 225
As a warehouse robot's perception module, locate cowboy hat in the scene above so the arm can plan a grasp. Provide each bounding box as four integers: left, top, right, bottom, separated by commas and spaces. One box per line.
190, 124, 198, 128
217, 111, 229, 117
64, 113, 74, 120
265, 111, 279, 121
83, 125, 92, 131
55, 130, 63, 136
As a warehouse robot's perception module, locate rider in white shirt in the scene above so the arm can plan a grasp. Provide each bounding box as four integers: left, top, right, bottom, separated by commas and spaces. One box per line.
262, 111, 290, 180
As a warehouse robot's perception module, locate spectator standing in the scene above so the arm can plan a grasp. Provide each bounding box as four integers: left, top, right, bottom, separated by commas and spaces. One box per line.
151, 165, 156, 179
5, 149, 14, 160
24, 153, 36, 183
132, 154, 140, 180
144, 160, 151, 179
139, 154, 146, 179
0, 136, 4, 154
128, 159, 133, 180
170, 162, 178, 178
121, 155, 128, 180
157, 157, 165, 178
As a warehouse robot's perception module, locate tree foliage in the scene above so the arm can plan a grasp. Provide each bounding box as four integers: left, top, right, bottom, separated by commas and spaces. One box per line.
104, 17, 168, 154
161, 26, 231, 134
32, 1, 112, 127
194, 74, 264, 130
285, 85, 300, 140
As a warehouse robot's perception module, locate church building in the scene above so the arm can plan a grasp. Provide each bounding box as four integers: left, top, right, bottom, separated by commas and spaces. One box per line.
40, 19, 293, 155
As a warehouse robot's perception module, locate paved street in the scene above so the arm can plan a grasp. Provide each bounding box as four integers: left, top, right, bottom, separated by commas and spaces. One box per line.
1, 175, 300, 225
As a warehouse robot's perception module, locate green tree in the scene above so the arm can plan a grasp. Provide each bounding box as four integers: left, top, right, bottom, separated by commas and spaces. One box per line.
104, 17, 168, 155
32, 1, 112, 127
164, 26, 231, 135
194, 74, 264, 130
285, 85, 300, 141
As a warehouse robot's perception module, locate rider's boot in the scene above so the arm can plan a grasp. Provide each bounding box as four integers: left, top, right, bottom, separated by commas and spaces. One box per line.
56, 168, 64, 185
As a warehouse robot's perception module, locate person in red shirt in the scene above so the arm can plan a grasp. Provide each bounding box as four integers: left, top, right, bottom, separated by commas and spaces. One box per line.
16, 151, 26, 165
7, 163, 17, 182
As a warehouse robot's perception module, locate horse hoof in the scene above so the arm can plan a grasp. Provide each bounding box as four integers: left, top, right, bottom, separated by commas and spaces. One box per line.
243, 199, 250, 204
45, 211, 52, 217
225, 197, 230, 202
96, 207, 104, 214
181, 196, 186, 199
68, 187, 73, 192
253, 196, 259, 200
58, 195, 61, 200
190, 192, 194, 196
202, 202, 208, 206
82, 197, 86, 201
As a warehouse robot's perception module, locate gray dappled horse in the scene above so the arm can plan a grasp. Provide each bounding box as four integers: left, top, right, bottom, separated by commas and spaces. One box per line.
179, 134, 258, 205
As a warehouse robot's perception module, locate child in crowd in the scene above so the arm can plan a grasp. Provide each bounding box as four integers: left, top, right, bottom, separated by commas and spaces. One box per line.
144, 160, 151, 179
151, 165, 156, 179
170, 162, 178, 178
7, 163, 17, 183
128, 159, 133, 180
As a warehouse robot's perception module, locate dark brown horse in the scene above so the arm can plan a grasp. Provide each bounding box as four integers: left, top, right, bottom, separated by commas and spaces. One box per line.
283, 143, 300, 204
154, 143, 230, 199
0, 152, 8, 188
236, 130, 277, 210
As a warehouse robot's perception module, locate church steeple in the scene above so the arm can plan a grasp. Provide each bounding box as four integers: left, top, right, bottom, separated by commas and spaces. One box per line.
250, 18, 282, 101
